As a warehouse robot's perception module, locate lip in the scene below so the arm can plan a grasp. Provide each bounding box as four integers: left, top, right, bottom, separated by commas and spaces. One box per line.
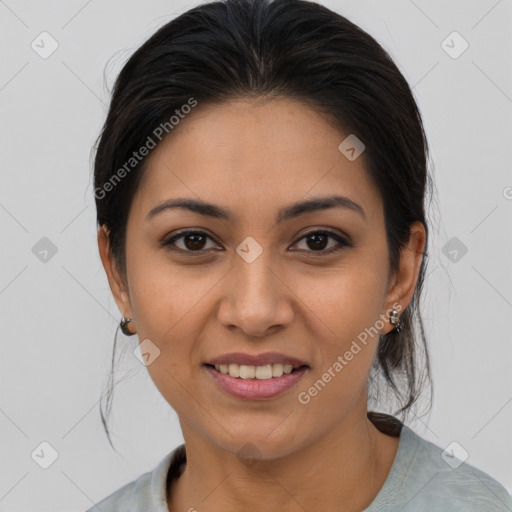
204, 351, 309, 367
204, 364, 309, 400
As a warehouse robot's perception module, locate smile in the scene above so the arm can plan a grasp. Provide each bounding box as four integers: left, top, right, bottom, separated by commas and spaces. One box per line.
204, 363, 309, 400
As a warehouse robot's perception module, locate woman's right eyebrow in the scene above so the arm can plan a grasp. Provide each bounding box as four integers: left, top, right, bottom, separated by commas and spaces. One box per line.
146, 195, 367, 223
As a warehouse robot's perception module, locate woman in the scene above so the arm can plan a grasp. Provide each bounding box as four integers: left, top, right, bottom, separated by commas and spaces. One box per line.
87, 0, 512, 510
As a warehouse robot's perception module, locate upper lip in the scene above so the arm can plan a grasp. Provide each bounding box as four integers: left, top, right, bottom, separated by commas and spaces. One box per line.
205, 352, 309, 367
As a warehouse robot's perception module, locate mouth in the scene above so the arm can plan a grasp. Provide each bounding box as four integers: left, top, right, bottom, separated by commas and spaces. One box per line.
203, 363, 310, 400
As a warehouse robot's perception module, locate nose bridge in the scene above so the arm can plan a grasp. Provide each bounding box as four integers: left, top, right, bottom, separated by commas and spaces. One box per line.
218, 243, 293, 335
233, 246, 278, 308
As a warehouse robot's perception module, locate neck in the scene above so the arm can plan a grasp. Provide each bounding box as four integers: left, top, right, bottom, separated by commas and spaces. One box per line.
168, 412, 399, 512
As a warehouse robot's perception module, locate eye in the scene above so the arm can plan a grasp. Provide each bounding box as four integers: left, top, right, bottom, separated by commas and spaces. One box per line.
291, 230, 351, 254
161, 230, 220, 253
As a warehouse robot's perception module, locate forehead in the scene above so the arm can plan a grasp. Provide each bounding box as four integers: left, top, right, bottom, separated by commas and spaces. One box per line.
132, 97, 382, 222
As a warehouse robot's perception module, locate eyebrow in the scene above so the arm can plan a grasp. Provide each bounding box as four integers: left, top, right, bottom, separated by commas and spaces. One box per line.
146, 195, 366, 223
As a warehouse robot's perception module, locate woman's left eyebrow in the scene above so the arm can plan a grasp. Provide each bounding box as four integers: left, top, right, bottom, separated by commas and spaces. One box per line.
146, 195, 366, 223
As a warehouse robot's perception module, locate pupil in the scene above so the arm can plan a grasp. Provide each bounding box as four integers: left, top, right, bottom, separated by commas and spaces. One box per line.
185, 234, 206, 250
308, 233, 327, 251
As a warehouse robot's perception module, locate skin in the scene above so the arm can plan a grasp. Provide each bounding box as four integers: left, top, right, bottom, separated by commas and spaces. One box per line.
98, 97, 426, 512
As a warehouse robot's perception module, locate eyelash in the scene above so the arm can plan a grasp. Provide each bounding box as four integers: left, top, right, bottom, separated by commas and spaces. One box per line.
160, 229, 352, 256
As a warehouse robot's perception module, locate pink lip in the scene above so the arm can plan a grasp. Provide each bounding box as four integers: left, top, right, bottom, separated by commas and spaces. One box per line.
205, 365, 309, 400
205, 351, 308, 367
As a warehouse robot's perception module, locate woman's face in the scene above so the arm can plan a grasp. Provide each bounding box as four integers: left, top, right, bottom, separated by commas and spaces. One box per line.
100, 97, 423, 460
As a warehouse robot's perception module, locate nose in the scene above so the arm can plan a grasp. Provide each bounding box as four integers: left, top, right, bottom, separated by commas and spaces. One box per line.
217, 251, 295, 337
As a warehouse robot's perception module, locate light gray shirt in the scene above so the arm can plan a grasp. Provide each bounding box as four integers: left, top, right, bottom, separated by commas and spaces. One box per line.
85, 424, 512, 511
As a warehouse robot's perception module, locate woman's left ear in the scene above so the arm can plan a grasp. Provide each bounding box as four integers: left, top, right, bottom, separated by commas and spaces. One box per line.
383, 221, 426, 330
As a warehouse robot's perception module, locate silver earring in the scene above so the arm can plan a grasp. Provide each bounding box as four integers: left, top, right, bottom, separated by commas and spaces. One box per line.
120, 317, 135, 336
390, 309, 402, 333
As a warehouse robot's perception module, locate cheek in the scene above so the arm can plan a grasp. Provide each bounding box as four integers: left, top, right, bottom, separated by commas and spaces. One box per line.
126, 247, 215, 339
125, 259, 209, 413
293, 273, 385, 420
298, 256, 388, 341
293, 253, 388, 395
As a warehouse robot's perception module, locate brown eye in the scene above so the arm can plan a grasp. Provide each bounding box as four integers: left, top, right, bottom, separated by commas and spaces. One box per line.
162, 231, 219, 252
292, 230, 351, 253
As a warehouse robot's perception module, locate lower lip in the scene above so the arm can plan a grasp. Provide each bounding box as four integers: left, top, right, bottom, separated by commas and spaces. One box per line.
204, 365, 308, 400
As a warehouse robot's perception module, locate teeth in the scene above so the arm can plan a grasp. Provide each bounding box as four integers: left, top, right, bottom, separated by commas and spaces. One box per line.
228, 363, 240, 378
213, 363, 299, 379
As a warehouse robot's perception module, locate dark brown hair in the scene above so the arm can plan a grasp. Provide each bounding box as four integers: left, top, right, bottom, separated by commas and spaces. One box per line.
93, 0, 433, 450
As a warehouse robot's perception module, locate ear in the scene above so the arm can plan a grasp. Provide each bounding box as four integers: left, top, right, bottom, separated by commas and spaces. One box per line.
97, 225, 135, 332
382, 221, 426, 334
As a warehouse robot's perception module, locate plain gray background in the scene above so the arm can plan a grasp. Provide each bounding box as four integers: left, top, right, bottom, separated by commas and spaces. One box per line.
1, 0, 511, 510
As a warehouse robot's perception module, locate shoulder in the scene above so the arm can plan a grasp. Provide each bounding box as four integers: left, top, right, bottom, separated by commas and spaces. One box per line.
83, 474, 150, 512
83, 446, 182, 512
385, 425, 512, 511
83, 470, 154, 512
